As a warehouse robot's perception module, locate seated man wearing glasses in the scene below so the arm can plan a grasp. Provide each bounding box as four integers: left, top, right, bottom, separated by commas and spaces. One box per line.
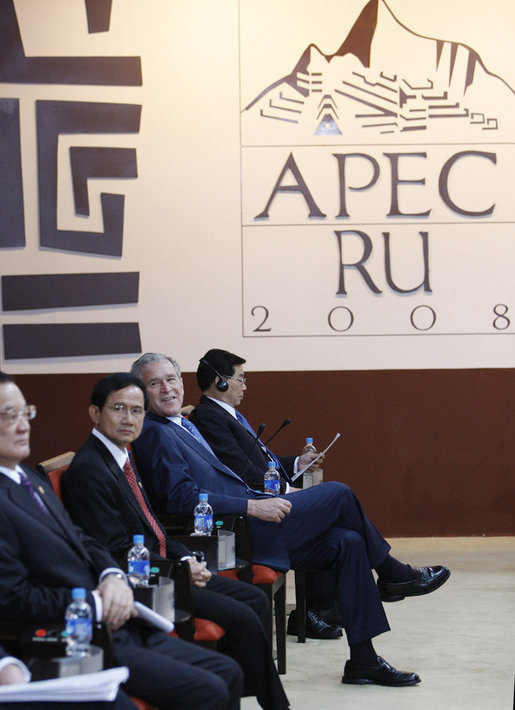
61, 373, 289, 710
0, 371, 243, 710
190, 349, 342, 640
131, 352, 451, 690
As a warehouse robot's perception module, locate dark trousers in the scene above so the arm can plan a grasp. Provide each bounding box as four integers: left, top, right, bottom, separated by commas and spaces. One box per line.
2, 692, 136, 710
112, 622, 243, 710
194, 574, 289, 710
277, 481, 391, 645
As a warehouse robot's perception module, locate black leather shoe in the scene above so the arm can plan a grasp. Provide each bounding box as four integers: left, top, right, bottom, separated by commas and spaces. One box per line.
342, 656, 421, 686
287, 609, 343, 639
378, 565, 450, 602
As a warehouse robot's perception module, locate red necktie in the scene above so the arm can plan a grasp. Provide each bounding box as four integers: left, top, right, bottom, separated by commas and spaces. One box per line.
122, 457, 167, 557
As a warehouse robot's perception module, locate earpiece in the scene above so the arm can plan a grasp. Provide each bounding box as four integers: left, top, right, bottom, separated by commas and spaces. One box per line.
200, 359, 229, 392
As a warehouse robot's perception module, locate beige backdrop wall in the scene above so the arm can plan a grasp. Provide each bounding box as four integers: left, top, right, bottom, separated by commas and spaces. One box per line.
1, 0, 514, 374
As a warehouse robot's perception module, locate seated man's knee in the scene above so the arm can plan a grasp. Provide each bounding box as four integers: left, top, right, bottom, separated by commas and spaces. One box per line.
323, 480, 351, 498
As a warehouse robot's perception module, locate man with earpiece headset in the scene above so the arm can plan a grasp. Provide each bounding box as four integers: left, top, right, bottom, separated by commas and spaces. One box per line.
190, 350, 343, 641
131, 352, 450, 690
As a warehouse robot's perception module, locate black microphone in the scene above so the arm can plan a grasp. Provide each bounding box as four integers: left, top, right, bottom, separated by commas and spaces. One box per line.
240, 422, 266, 480
263, 418, 291, 446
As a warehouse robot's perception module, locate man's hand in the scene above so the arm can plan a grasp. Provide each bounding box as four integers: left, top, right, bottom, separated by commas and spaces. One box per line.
0, 663, 28, 685
247, 497, 292, 522
298, 451, 324, 471
187, 558, 212, 587
96, 575, 135, 630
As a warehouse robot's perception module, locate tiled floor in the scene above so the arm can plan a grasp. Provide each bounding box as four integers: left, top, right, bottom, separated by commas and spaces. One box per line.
242, 537, 515, 710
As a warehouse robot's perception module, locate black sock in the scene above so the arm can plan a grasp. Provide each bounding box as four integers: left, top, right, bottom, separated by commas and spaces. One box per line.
376, 554, 412, 583
349, 639, 378, 666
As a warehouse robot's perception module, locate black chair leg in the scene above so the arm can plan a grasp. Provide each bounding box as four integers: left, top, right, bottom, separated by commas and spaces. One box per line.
294, 569, 307, 643
275, 579, 286, 675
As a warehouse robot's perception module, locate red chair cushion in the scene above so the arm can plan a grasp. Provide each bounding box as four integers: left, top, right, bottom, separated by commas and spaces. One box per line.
251, 565, 283, 585
130, 698, 155, 710
220, 564, 283, 585
193, 618, 225, 642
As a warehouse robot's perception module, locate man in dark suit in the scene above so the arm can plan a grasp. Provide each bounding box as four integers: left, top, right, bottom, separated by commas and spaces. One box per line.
190, 349, 342, 639
131, 353, 451, 689
0, 371, 243, 710
190, 350, 316, 493
61, 373, 289, 710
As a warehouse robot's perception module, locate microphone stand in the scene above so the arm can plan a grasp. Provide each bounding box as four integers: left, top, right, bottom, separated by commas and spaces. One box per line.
263, 418, 291, 446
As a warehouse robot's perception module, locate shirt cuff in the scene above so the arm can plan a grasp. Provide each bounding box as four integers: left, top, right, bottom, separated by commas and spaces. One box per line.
91, 590, 103, 621
99, 568, 129, 585
293, 456, 299, 474
95, 568, 129, 621
0, 656, 31, 682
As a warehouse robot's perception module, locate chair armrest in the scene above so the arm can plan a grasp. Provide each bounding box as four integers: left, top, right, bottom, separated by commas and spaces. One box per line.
158, 514, 193, 535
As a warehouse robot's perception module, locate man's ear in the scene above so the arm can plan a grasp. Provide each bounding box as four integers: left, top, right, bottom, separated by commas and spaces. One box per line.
89, 404, 100, 425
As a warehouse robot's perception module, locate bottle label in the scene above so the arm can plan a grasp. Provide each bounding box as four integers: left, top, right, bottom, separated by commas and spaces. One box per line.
66, 617, 92, 642
194, 514, 213, 533
264, 479, 281, 495
128, 560, 150, 577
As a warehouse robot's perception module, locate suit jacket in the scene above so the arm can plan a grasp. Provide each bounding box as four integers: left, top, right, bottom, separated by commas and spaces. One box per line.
132, 412, 298, 570
61, 434, 190, 564
0, 466, 247, 709
189, 396, 295, 489
0, 466, 116, 623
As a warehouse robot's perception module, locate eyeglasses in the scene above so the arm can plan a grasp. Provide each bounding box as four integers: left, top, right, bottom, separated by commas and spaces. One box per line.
0, 405, 37, 425
106, 403, 145, 419
226, 375, 247, 386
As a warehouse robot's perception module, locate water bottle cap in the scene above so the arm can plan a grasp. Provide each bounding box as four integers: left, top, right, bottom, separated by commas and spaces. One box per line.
133, 534, 144, 544
267, 461, 276, 469
199, 492, 208, 501
305, 437, 313, 444
71, 587, 86, 600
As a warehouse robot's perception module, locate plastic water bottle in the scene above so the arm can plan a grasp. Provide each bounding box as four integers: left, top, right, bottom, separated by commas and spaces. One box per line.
303, 437, 317, 455
302, 436, 322, 488
65, 587, 92, 657
264, 461, 281, 495
193, 493, 213, 535
127, 534, 150, 586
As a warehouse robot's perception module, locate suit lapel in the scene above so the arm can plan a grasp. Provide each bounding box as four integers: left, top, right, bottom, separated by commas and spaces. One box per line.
88, 436, 159, 537
151, 412, 247, 484
1, 470, 54, 529
11, 467, 95, 565
203, 398, 290, 481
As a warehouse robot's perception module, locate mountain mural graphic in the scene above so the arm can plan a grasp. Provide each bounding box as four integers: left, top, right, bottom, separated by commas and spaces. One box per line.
242, 0, 514, 138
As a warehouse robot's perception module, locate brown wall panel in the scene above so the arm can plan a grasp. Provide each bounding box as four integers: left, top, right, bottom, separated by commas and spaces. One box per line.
14, 368, 515, 537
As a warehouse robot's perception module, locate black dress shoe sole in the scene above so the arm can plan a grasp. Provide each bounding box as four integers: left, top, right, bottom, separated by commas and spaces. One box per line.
342, 675, 421, 686
379, 567, 451, 602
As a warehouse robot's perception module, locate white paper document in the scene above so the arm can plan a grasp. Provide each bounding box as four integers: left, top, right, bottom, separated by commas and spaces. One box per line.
134, 601, 175, 632
0, 666, 129, 702
292, 432, 341, 482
